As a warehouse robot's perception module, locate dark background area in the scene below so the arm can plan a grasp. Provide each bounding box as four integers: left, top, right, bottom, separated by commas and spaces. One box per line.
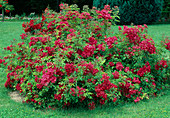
8, 0, 60, 15
1, 0, 169, 25
7, 0, 93, 15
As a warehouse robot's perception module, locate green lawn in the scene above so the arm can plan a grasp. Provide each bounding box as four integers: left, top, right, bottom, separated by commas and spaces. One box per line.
0, 21, 169, 118
147, 24, 170, 43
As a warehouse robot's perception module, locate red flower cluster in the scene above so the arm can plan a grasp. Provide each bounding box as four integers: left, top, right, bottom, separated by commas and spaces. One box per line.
119, 81, 139, 98
97, 43, 106, 51
5, 9, 10, 13
81, 62, 99, 76
81, 45, 96, 58
122, 25, 142, 45
29, 37, 50, 47
22, 20, 42, 33
124, 67, 130, 73
88, 37, 97, 45
112, 71, 120, 79
4, 45, 13, 52
132, 77, 141, 84
155, 60, 168, 70
96, 5, 112, 20
139, 39, 156, 54
134, 97, 140, 103
116, 62, 124, 71
64, 63, 76, 76
4, 72, 17, 88
137, 62, 151, 77
70, 88, 76, 96
59, 3, 68, 10
41, 68, 57, 85
95, 74, 117, 104
77, 86, 86, 97
0, 59, 5, 64
79, 12, 92, 20
88, 102, 95, 110
109, 62, 114, 67
36, 65, 64, 89
54, 39, 64, 48
105, 36, 118, 49
54, 93, 62, 101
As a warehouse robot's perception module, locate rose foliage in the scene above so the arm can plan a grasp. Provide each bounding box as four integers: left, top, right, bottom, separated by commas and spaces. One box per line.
0, 4, 169, 110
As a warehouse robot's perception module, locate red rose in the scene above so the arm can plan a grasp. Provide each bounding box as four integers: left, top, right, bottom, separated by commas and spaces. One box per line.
118, 26, 122, 30
116, 62, 124, 71
109, 62, 114, 67
124, 67, 130, 72
113, 98, 117, 102
134, 97, 140, 103
88, 102, 95, 110
6, 10, 10, 13
38, 102, 42, 105
144, 24, 148, 28
112, 71, 120, 79
54, 94, 62, 101
0, 4, 2, 8
0, 59, 5, 64
145, 79, 148, 82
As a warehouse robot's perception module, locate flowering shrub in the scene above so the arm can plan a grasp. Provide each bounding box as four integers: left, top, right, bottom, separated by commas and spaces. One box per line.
0, 0, 14, 13
0, 0, 14, 21
0, 4, 169, 110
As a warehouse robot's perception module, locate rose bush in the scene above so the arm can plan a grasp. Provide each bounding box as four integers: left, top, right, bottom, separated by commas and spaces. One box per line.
0, 4, 169, 110
0, 0, 14, 13
0, 0, 14, 21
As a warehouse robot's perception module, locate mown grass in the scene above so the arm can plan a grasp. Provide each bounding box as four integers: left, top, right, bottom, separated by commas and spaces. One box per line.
0, 21, 169, 118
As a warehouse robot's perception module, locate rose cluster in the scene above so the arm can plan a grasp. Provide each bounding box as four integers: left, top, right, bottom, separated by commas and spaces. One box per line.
0, 4, 169, 110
